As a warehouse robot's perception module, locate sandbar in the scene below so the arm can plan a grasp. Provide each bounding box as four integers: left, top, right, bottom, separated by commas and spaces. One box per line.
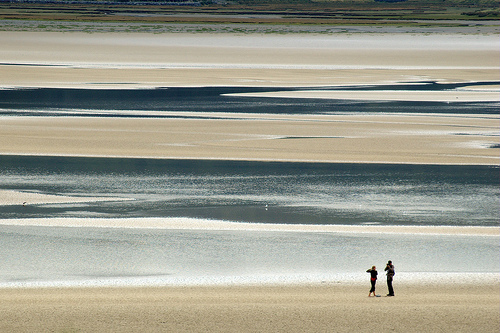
0, 189, 130, 206
0, 31, 498, 88
1, 31, 499, 165
0, 217, 498, 236
1, 113, 498, 165
226, 89, 500, 102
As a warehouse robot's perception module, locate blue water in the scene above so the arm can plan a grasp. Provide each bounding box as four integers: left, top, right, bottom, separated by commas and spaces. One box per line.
0, 156, 498, 226
0, 156, 498, 287
0, 85, 498, 287
0, 83, 499, 115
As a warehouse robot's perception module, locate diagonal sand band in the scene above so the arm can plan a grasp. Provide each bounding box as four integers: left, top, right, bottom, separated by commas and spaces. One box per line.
224, 89, 500, 102
0, 189, 131, 206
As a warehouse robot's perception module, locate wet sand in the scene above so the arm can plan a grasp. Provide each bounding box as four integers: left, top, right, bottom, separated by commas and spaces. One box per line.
0, 284, 498, 333
0, 32, 499, 89
0, 189, 130, 206
227, 89, 500, 102
1, 113, 498, 165
1, 31, 498, 165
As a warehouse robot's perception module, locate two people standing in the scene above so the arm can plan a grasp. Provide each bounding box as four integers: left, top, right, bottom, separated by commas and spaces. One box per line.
366, 260, 395, 297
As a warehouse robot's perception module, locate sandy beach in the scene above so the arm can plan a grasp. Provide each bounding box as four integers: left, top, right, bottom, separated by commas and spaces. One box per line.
0, 283, 499, 333
0, 27, 499, 332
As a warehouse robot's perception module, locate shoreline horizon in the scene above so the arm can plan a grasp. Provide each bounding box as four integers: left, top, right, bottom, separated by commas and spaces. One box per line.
0, 273, 498, 290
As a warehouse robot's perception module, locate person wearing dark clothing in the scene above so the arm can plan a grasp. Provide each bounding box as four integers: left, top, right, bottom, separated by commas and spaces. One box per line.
384, 260, 395, 296
366, 266, 378, 297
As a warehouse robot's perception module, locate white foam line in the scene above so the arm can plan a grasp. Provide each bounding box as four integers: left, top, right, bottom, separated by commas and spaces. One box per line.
1, 272, 498, 289
0, 218, 497, 236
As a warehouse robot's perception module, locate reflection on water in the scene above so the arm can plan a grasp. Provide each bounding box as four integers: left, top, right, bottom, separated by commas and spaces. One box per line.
0, 225, 498, 287
0, 156, 498, 226
1, 85, 498, 287
0, 84, 499, 116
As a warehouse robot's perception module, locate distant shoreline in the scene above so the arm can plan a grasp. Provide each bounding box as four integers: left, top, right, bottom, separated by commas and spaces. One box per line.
1, 0, 499, 29
1, 18, 499, 35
